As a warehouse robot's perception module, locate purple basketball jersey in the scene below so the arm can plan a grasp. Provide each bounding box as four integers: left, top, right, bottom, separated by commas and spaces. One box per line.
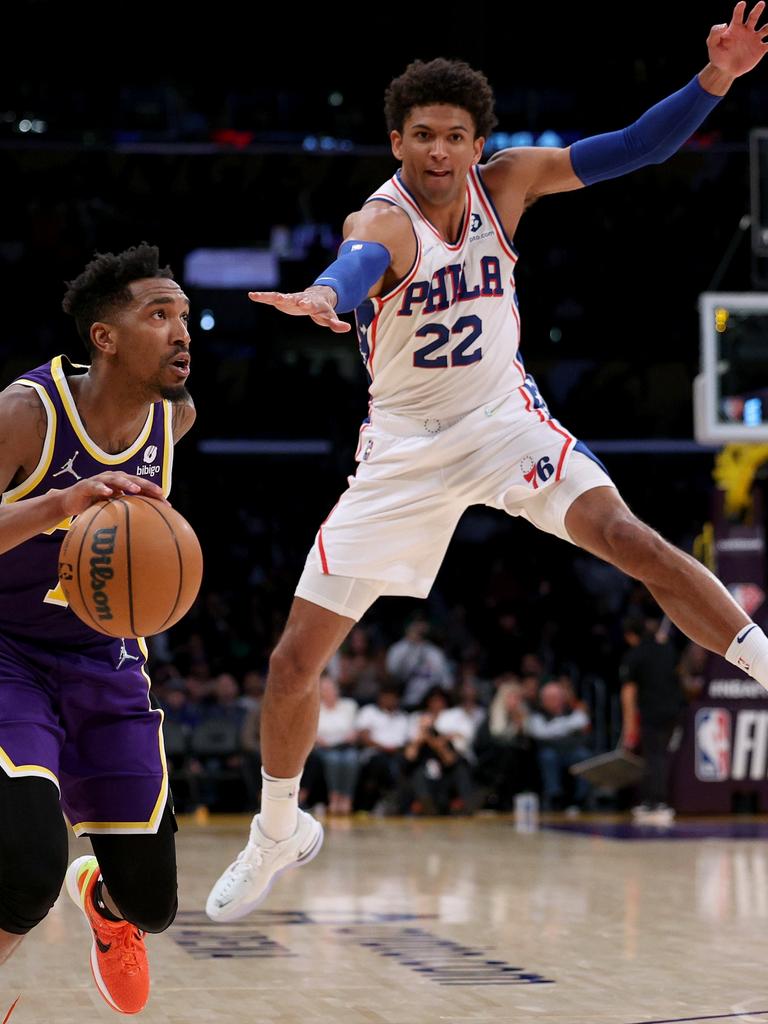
0, 355, 177, 832
0, 355, 174, 645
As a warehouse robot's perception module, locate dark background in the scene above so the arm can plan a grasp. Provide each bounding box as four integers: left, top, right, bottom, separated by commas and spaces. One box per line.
2, 0, 766, 686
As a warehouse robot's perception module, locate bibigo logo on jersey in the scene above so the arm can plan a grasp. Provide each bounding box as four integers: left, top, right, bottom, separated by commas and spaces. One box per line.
135, 444, 160, 478
695, 707, 731, 781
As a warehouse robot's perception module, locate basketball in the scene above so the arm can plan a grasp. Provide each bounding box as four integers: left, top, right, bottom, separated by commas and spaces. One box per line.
57, 495, 203, 639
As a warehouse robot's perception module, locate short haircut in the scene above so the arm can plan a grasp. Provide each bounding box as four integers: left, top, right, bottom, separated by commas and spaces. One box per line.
384, 58, 497, 139
62, 243, 173, 357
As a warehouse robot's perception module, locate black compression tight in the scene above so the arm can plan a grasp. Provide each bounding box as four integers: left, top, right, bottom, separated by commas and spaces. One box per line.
0, 773, 177, 935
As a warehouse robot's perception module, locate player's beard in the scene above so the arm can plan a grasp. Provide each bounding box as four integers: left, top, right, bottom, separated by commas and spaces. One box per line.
160, 384, 191, 402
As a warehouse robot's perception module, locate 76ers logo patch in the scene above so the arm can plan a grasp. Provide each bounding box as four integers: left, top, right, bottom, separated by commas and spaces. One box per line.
521, 455, 555, 489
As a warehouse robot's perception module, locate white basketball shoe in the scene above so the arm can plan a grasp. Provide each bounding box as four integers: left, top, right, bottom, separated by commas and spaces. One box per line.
205, 810, 324, 922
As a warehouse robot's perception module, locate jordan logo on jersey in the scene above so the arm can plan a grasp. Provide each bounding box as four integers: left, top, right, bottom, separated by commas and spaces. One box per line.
52, 450, 82, 481
116, 639, 140, 670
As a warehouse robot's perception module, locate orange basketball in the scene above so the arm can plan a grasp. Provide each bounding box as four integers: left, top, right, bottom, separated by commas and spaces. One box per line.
57, 495, 203, 639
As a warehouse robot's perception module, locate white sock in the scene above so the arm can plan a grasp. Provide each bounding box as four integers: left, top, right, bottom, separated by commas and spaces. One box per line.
258, 769, 301, 841
725, 624, 768, 688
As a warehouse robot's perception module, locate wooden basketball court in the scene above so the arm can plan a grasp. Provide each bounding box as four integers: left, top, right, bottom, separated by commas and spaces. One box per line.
3, 813, 768, 1023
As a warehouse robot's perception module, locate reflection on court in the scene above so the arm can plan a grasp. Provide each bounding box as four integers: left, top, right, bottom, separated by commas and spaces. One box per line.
4, 815, 768, 1023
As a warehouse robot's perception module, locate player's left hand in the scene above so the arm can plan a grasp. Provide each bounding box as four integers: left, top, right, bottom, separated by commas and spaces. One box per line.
707, 1, 768, 76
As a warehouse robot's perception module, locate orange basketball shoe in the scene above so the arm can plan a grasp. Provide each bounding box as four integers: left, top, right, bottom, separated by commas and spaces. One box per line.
65, 856, 150, 1015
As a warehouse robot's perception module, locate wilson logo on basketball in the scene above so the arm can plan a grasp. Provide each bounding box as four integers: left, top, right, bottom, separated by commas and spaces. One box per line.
89, 526, 117, 621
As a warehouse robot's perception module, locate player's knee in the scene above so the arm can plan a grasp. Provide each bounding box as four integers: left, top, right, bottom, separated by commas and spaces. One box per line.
131, 895, 177, 934
112, 886, 178, 934
268, 641, 322, 693
0, 840, 68, 935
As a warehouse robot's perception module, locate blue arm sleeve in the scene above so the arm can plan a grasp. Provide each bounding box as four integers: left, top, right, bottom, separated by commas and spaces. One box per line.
313, 239, 392, 313
570, 75, 722, 186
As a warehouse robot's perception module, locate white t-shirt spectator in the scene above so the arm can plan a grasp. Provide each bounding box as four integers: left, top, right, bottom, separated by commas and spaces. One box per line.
355, 704, 410, 750
318, 698, 358, 747
435, 706, 485, 758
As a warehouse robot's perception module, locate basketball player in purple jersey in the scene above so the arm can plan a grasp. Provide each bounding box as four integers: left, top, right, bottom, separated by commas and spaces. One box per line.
0, 244, 194, 1014
207, 4, 768, 919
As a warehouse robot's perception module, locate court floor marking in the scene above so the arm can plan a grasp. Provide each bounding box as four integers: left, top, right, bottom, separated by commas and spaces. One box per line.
625, 1009, 768, 1023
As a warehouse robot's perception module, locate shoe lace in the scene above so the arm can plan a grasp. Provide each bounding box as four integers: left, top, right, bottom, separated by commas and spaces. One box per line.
96, 918, 145, 974
219, 844, 265, 895
118, 927, 145, 973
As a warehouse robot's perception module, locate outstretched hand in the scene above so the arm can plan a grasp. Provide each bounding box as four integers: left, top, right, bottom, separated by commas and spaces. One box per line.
708, 0, 768, 76
248, 286, 352, 334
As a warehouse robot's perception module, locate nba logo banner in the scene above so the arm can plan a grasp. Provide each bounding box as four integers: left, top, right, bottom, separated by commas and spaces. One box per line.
695, 707, 732, 781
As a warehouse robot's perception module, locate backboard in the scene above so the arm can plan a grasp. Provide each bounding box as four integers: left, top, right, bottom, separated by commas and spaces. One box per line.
694, 292, 768, 444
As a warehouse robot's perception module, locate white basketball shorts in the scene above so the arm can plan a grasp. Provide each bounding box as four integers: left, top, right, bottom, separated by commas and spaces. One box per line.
295, 391, 615, 621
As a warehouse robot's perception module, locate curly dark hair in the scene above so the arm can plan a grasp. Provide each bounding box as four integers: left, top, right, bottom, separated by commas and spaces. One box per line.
62, 243, 173, 357
384, 58, 497, 138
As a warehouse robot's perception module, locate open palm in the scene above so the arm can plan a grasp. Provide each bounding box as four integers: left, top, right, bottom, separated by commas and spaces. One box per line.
708, 0, 768, 76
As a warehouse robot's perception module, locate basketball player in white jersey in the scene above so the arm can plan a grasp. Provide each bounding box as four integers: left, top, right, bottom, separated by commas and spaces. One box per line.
207, 2, 768, 919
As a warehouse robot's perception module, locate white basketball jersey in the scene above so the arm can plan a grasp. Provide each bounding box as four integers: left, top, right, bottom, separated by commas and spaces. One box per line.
354, 166, 526, 421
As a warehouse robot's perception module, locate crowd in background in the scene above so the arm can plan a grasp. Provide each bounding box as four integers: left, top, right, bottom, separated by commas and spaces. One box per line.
149, 591, 707, 817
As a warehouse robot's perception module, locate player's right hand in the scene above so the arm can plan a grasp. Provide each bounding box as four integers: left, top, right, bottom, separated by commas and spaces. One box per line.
248, 286, 352, 333
56, 472, 168, 517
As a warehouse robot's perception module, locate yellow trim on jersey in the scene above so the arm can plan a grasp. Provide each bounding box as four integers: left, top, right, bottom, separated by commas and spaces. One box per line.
51, 355, 155, 464
40, 516, 74, 540
162, 399, 174, 497
1, 380, 57, 504
70, 637, 169, 836
0, 745, 61, 791
44, 580, 69, 607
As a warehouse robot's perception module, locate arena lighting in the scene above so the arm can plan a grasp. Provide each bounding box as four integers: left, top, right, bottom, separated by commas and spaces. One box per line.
485, 129, 566, 153
184, 249, 278, 290
15, 117, 46, 134
302, 135, 355, 152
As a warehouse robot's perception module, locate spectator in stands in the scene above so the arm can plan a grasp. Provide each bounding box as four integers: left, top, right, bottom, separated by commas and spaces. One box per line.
679, 640, 708, 701
520, 672, 541, 712
241, 691, 263, 812
527, 680, 592, 811
620, 616, 684, 824
403, 704, 474, 816
315, 673, 360, 815
435, 681, 484, 762
474, 682, 537, 810
355, 682, 410, 813
195, 673, 248, 811
239, 669, 265, 713
159, 679, 202, 731
454, 649, 493, 707
158, 680, 203, 813
334, 626, 381, 705
386, 615, 453, 710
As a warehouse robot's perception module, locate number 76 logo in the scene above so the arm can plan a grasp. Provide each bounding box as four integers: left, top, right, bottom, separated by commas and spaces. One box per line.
521, 455, 554, 489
